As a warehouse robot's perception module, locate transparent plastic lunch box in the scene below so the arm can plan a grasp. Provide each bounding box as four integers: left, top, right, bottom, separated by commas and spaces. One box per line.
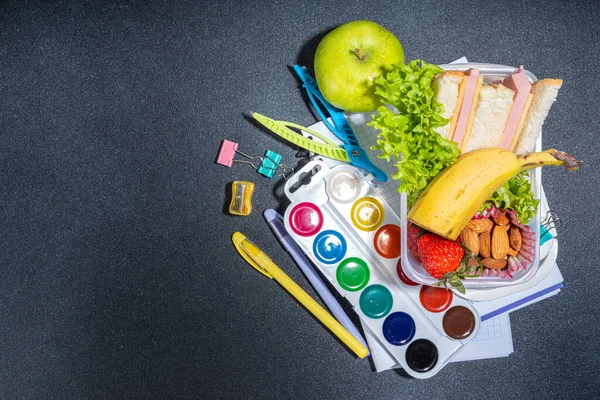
400, 63, 543, 289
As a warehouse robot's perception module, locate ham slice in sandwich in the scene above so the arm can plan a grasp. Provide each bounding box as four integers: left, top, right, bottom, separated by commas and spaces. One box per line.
499, 65, 533, 151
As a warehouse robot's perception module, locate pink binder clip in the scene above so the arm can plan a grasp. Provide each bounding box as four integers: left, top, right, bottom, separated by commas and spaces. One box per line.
216, 140, 239, 167
216, 139, 262, 169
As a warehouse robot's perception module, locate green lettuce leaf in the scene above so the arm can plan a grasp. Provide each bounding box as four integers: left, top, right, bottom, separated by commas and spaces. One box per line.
481, 172, 540, 224
369, 60, 459, 207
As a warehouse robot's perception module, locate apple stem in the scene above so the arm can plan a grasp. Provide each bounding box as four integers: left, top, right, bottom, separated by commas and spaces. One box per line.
354, 48, 364, 61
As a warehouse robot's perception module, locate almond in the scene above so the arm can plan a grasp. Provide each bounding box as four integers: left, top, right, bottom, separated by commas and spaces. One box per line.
491, 225, 509, 259
479, 231, 491, 258
460, 227, 480, 255
509, 225, 522, 251
507, 246, 518, 257
502, 222, 511, 231
493, 213, 510, 226
481, 257, 508, 270
466, 218, 493, 233
467, 257, 480, 267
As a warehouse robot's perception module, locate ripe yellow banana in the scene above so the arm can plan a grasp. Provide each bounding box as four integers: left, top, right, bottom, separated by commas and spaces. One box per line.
408, 148, 582, 240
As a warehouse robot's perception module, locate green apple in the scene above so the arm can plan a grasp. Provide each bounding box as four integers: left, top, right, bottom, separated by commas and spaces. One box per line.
314, 20, 404, 113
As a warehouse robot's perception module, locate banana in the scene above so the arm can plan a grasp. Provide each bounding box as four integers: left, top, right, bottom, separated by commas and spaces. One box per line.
407, 148, 582, 240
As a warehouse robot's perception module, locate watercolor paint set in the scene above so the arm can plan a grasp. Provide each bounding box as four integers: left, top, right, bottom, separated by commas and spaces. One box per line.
283, 160, 480, 379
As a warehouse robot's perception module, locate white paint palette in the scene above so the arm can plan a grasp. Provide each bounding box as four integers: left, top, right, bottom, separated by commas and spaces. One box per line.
283, 160, 480, 379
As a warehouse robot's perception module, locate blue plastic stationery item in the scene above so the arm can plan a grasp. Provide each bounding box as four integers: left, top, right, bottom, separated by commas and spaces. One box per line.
258, 150, 282, 178
540, 210, 561, 245
291, 64, 388, 183
263, 209, 369, 354
539, 225, 552, 245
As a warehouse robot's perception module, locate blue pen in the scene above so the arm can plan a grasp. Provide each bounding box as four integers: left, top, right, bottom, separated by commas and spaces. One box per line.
263, 209, 369, 355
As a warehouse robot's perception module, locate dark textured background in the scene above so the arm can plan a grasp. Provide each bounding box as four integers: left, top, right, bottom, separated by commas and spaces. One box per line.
1, 0, 598, 399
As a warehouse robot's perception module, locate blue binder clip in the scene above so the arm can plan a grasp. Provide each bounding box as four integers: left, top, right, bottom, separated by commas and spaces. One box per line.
540, 210, 561, 245
258, 150, 283, 179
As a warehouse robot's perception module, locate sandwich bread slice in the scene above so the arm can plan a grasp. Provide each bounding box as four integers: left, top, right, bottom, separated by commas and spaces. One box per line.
462, 83, 514, 153
512, 78, 563, 153
431, 71, 467, 140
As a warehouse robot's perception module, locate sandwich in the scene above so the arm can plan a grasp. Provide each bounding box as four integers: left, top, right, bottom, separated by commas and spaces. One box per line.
432, 66, 562, 154
430, 71, 469, 140
513, 76, 563, 153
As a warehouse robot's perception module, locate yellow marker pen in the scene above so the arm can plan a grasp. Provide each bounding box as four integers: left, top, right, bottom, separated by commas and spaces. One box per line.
232, 232, 369, 359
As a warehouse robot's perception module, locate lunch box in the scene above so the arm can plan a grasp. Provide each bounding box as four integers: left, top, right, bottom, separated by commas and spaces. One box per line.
400, 63, 543, 289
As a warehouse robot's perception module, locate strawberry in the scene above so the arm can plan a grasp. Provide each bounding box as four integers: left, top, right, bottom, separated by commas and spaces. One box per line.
406, 222, 423, 262
417, 233, 484, 294
417, 233, 464, 279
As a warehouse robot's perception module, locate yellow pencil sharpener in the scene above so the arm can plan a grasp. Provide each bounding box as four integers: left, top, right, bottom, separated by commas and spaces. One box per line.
229, 181, 255, 216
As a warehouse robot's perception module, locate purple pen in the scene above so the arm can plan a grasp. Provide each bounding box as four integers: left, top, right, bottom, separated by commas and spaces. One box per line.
264, 209, 369, 355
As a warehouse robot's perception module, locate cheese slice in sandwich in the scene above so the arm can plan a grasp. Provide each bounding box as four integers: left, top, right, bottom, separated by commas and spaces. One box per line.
432, 71, 468, 140
499, 65, 533, 151
451, 69, 483, 151
512, 78, 563, 153
461, 83, 515, 153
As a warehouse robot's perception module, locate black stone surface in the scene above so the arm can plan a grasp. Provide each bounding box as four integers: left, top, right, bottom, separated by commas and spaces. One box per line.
1, 1, 599, 398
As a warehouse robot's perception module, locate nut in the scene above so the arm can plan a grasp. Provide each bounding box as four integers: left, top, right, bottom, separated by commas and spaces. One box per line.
479, 231, 491, 258
491, 225, 509, 259
467, 257, 480, 267
466, 218, 493, 233
509, 225, 522, 251
493, 213, 510, 226
502, 222, 512, 231
460, 227, 480, 255
481, 257, 508, 270
507, 246, 518, 257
